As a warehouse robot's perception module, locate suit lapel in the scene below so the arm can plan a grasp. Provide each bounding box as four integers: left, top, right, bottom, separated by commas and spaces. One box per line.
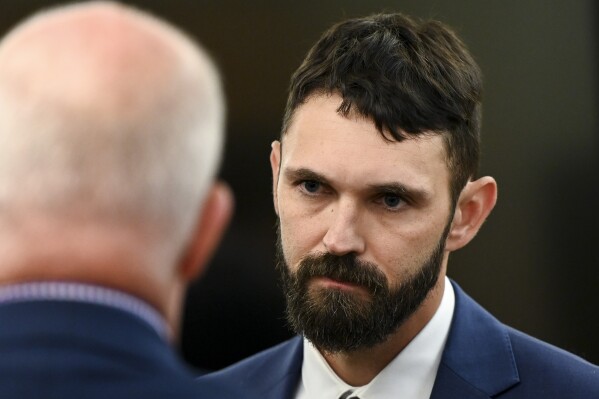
264, 338, 303, 399
243, 337, 303, 399
430, 363, 492, 399
430, 281, 520, 399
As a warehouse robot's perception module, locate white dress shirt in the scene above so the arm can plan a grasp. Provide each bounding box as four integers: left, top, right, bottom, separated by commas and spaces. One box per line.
295, 276, 455, 399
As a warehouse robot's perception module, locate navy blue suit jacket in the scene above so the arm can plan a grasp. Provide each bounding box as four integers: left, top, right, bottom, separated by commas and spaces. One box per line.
0, 300, 249, 398
202, 281, 599, 398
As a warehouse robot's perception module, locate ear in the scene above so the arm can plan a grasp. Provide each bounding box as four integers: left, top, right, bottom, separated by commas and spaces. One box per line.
178, 181, 234, 281
445, 176, 497, 252
270, 140, 281, 216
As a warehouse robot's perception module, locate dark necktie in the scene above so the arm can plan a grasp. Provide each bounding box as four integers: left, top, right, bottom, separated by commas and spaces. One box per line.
339, 389, 360, 399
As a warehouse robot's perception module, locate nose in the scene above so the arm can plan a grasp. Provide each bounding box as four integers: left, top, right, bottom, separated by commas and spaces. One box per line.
322, 200, 365, 256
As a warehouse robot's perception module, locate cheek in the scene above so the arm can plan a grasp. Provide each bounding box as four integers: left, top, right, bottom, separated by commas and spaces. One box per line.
278, 208, 326, 270
370, 219, 446, 277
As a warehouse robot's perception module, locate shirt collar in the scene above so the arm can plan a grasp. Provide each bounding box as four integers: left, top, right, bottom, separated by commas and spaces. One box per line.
298, 276, 455, 399
0, 281, 170, 340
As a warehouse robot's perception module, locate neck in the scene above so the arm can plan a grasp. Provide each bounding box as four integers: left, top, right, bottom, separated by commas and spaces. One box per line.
321, 276, 446, 386
0, 223, 173, 321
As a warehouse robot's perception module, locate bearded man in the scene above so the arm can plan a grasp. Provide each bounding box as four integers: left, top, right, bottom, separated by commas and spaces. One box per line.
201, 12, 599, 399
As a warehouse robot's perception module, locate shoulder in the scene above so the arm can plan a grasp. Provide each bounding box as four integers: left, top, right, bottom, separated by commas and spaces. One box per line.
506, 327, 599, 397
199, 337, 303, 396
445, 281, 599, 398
202, 337, 302, 381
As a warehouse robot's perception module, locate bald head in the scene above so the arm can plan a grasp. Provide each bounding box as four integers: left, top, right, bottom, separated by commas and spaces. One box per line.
0, 1, 224, 249
0, 2, 229, 320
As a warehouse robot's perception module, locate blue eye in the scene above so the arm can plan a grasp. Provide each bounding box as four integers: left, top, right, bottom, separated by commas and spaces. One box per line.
383, 194, 402, 208
302, 180, 321, 193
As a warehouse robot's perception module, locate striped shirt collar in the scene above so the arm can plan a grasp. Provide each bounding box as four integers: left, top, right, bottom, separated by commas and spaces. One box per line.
0, 281, 170, 340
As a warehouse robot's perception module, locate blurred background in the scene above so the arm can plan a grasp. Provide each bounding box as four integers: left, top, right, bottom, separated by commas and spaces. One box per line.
1, 0, 597, 371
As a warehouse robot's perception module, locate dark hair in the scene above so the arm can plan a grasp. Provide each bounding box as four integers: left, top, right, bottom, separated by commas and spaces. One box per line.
281, 13, 483, 204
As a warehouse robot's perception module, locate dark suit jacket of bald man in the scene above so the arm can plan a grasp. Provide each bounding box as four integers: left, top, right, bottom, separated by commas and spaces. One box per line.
200, 281, 599, 399
0, 299, 253, 399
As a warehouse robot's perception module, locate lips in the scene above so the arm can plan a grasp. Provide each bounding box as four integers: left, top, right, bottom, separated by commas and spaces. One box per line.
311, 276, 370, 295
290, 252, 388, 296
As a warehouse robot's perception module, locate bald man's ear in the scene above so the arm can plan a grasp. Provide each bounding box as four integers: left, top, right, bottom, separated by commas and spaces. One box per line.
178, 181, 234, 281
445, 176, 497, 252
270, 140, 281, 216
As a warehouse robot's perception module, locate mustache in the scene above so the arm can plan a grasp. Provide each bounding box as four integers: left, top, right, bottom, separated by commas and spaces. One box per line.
294, 252, 388, 295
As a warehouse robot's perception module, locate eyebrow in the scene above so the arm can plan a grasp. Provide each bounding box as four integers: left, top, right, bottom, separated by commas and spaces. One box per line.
283, 168, 329, 184
284, 167, 431, 203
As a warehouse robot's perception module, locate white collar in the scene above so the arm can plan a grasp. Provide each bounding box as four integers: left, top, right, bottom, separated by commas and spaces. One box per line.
296, 277, 455, 399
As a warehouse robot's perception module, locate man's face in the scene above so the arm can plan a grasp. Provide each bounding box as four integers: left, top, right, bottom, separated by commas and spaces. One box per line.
271, 94, 455, 352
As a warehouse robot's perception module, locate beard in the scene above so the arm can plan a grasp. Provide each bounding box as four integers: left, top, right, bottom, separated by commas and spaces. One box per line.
276, 221, 450, 353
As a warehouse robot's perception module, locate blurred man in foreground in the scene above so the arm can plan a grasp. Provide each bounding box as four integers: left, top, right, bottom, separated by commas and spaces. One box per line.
202, 12, 599, 399
0, 2, 242, 397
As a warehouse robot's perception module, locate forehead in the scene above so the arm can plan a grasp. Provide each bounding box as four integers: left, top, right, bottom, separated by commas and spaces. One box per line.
282, 94, 450, 194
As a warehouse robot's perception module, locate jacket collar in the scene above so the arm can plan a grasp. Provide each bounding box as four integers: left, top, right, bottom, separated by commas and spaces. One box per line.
430, 281, 520, 398
240, 280, 521, 399
234, 336, 304, 398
